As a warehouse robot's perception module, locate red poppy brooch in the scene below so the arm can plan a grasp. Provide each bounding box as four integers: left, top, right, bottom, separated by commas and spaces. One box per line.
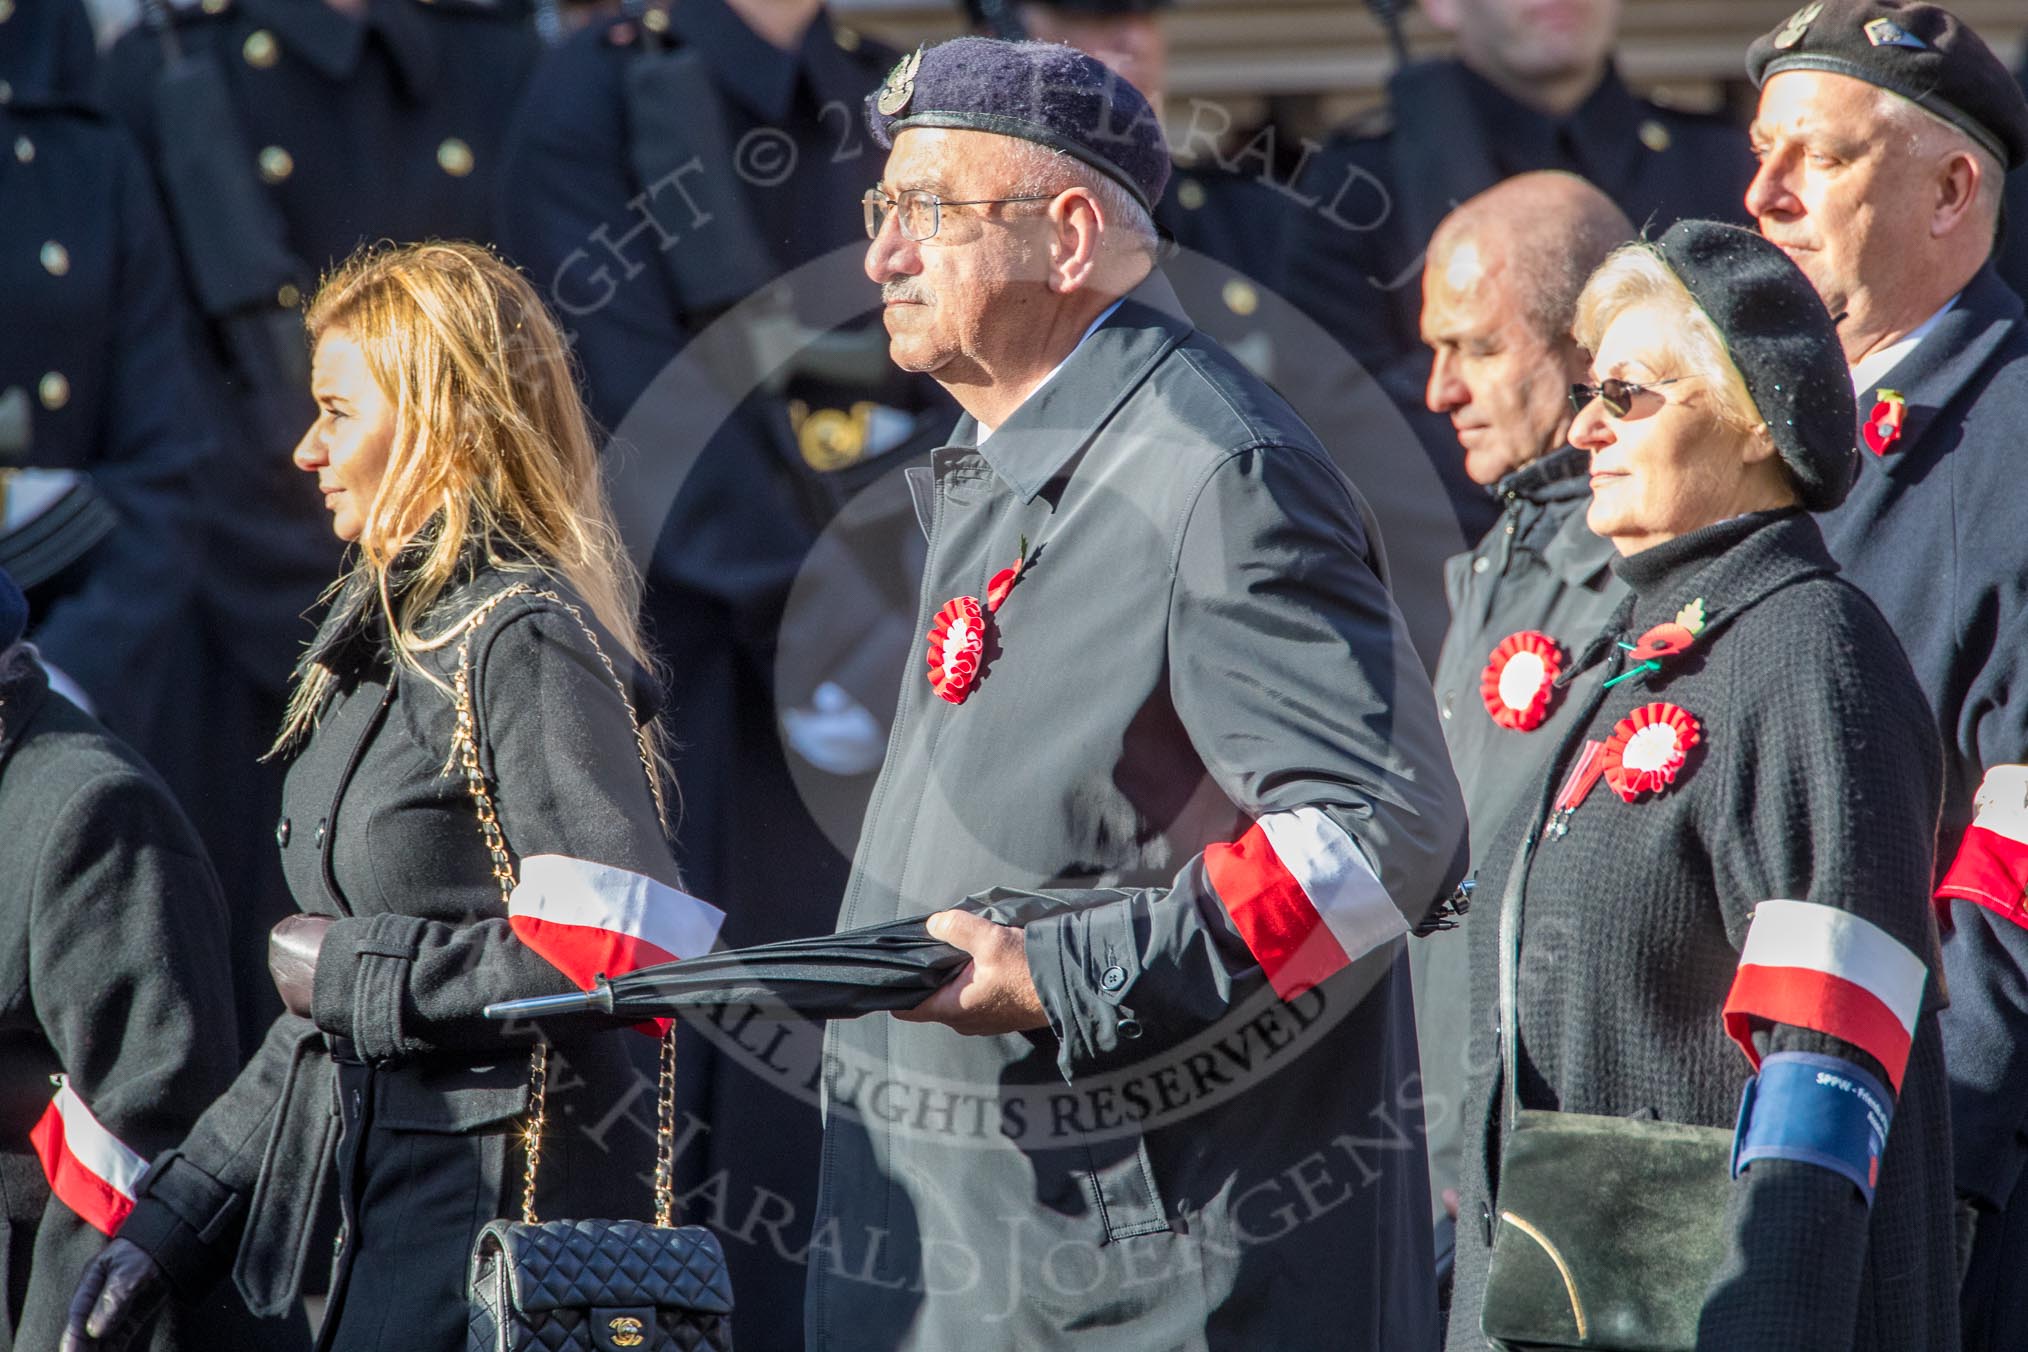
1862, 389, 1906, 456
1605, 598, 1708, 690
926, 540, 1027, 705
1481, 631, 1566, 731
1602, 702, 1702, 801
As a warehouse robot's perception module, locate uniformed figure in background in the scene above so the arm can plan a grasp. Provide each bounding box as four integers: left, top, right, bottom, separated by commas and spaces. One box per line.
1738, 5, 2028, 1345
496, 4, 947, 1344
97, 0, 541, 1054
0, 0, 219, 748
1414, 169, 1629, 1293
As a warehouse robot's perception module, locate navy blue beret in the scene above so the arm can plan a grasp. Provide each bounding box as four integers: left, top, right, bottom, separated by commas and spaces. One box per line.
1653, 221, 1858, 512
0, 566, 25, 652
866, 37, 1171, 214
1748, 0, 2028, 170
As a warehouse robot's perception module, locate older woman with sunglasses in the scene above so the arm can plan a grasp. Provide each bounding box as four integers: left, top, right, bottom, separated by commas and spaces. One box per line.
1446, 221, 1958, 1350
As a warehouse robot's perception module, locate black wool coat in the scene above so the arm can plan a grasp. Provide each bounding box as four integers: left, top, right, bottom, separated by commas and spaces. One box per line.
115, 564, 680, 1352
0, 654, 301, 1350
1447, 511, 1958, 1351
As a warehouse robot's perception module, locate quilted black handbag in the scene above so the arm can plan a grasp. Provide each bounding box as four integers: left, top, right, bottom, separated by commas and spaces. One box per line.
453, 590, 735, 1352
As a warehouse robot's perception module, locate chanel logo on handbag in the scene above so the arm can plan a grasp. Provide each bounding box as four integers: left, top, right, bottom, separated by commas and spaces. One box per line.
607, 1315, 645, 1347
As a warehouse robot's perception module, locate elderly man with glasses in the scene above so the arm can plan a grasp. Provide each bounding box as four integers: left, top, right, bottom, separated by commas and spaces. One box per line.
811, 36, 1466, 1352
1740, 3, 2028, 1344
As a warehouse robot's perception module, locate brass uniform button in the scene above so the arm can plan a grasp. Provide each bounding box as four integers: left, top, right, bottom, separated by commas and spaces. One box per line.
1638, 119, 1672, 153
1177, 177, 1206, 211
835, 24, 861, 51
258, 145, 294, 183
436, 137, 474, 178
641, 6, 667, 33
13, 135, 31, 163
277, 282, 302, 308
0, 1, 15, 24
1222, 279, 1259, 317
794, 402, 873, 472
0, 79, 14, 104
243, 29, 279, 68
39, 372, 70, 411
39, 241, 69, 276
202, 0, 229, 13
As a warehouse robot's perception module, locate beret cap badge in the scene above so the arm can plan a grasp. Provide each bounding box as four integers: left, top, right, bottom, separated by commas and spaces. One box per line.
1864, 16, 1927, 48
877, 47, 923, 117
1773, 1, 1822, 49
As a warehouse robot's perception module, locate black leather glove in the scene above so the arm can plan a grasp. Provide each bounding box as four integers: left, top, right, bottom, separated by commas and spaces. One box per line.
268, 914, 333, 1019
61, 1237, 169, 1352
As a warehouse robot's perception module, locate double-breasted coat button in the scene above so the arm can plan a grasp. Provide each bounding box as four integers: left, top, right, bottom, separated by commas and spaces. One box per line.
1638, 119, 1673, 153
1100, 965, 1128, 992
258, 145, 294, 184
1222, 280, 1259, 317
243, 29, 279, 68
38, 372, 68, 410
13, 135, 30, 163
1177, 177, 1206, 211
1471, 555, 1491, 574
436, 138, 474, 177
276, 817, 291, 847
277, 282, 301, 308
39, 242, 68, 276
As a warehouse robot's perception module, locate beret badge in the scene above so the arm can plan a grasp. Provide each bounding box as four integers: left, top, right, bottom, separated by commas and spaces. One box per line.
877, 47, 923, 117
1863, 16, 1928, 48
1773, 1, 1822, 49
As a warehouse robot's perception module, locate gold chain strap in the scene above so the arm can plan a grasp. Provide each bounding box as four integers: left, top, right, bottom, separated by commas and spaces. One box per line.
447, 583, 679, 1228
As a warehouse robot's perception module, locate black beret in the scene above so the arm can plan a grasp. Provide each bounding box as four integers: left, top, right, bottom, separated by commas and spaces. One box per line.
1650, 221, 1857, 511
961, 0, 1173, 23
0, 567, 24, 652
866, 37, 1171, 214
1748, 0, 2028, 170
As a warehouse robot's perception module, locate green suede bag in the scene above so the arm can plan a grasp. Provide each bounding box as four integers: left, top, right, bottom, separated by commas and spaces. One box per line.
1479, 835, 1734, 1351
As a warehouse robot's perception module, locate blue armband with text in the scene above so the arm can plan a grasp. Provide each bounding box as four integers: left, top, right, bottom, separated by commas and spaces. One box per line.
1731, 1051, 1893, 1207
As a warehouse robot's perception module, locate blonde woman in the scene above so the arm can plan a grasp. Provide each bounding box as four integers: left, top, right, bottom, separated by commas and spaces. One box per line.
63, 243, 700, 1352
1447, 222, 1956, 1349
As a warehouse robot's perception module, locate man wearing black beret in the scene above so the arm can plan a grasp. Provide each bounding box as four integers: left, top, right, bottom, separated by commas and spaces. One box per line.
814, 34, 1466, 1350
1743, 4, 2028, 1344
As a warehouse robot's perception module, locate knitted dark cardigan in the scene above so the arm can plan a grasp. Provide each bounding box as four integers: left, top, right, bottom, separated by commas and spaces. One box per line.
1446, 509, 1959, 1351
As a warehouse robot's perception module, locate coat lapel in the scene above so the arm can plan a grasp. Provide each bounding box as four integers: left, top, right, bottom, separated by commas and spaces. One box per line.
1870, 268, 2024, 470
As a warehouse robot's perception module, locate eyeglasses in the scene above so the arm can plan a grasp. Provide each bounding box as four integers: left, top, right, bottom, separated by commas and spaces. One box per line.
1568, 377, 1689, 418
863, 188, 1062, 242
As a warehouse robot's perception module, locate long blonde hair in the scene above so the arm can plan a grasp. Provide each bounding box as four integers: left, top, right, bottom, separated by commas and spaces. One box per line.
275, 241, 654, 756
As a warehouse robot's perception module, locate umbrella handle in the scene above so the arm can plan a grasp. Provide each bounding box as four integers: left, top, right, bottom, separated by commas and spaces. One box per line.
483, 978, 617, 1020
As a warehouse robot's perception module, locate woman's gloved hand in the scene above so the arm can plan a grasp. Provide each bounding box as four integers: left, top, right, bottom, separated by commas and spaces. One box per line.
268, 914, 334, 1019
61, 1237, 169, 1352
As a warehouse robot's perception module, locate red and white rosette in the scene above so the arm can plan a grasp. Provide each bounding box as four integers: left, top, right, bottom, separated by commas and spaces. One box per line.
1480, 630, 1566, 732
926, 595, 986, 704
1602, 701, 1701, 801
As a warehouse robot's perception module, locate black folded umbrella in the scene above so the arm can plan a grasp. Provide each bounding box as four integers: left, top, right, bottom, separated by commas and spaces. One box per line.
484, 892, 1092, 1023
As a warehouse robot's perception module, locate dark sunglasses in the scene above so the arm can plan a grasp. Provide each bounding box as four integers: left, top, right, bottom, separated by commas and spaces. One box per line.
1568, 376, 1689, 417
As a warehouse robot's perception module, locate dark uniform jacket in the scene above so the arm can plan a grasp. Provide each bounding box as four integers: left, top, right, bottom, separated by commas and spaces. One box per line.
809, 275, 1466, 1351
0, 96, 215, 739
1448, 511, 1957, 1351
114, 562, 676, 1352
1415, 446, 1620, 1242
1813, 265, 2028, 1350
0, 652, 295, 1350
1998, 60, 2028, 298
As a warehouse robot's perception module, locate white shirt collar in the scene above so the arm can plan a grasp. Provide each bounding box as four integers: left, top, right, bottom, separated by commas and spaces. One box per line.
1849, 295, 1958, 399
976, 300, 1126, 445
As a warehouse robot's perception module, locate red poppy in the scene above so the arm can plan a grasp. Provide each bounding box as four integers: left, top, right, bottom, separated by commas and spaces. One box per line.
925, 596, 985, 704
986, 557, 1023, 612
1480, 631, 1565, 732
1862, 390, 1906, 456
1628, 622, 1697, 662
1602, 702, 1701, 801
